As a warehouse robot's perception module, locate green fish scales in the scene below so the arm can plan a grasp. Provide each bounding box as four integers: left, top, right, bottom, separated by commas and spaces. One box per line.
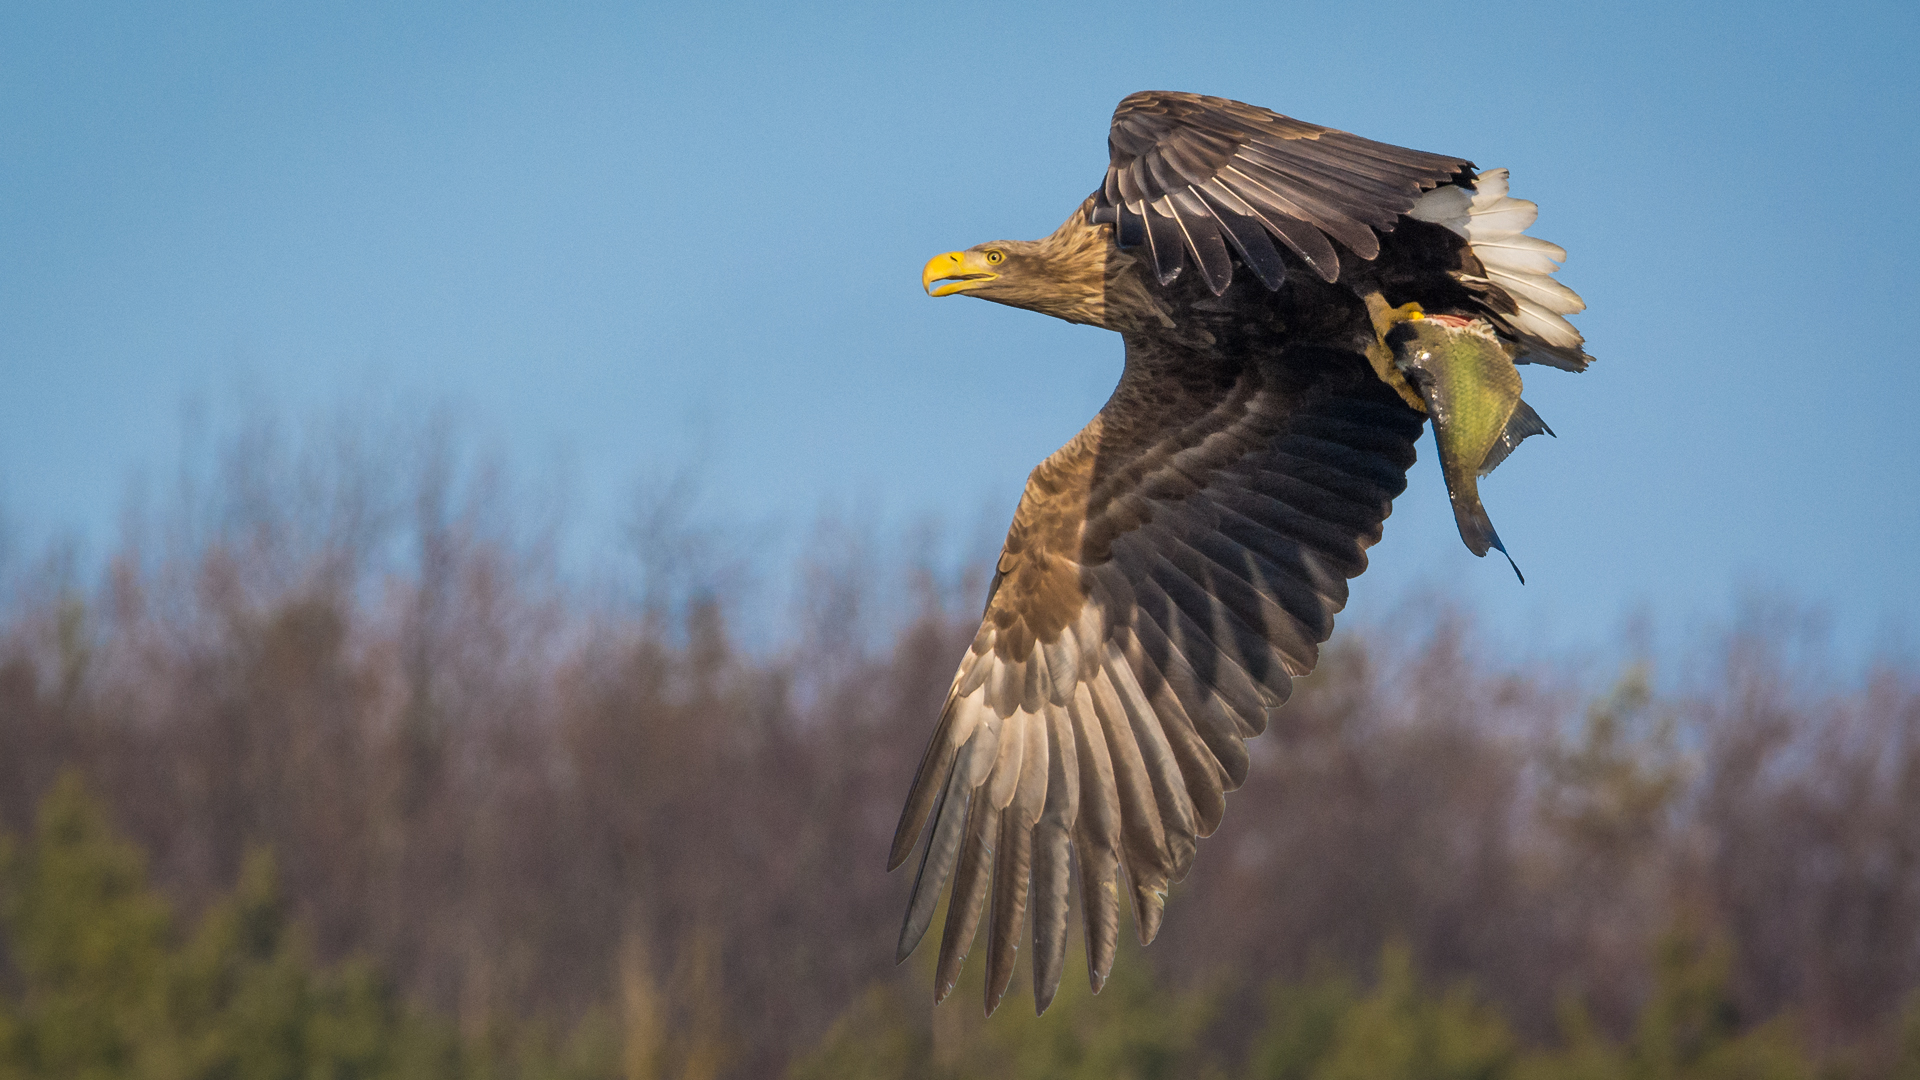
1389, 317, 1552, 581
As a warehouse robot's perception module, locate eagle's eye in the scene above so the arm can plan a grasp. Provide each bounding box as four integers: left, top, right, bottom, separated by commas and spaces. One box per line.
985, 250, 1005, 264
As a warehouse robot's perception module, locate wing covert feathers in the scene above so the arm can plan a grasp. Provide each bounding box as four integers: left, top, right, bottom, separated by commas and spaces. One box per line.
1091, 91, 1470, 293
1089, 92, 1589, 363
892, 340, 1424, 1013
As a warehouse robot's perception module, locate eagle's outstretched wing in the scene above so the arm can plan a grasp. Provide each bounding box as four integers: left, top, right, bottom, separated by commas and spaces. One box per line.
1090, 91, 1472, 293
888, 337, 1424, 1014
1090, 92, 1592, 368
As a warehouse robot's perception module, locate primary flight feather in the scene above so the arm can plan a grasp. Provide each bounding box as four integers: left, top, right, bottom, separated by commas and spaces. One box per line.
896, 91, 1591, 1016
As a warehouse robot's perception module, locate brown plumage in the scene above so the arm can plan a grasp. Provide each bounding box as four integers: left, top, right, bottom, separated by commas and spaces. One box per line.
899, 91, 1590, 1016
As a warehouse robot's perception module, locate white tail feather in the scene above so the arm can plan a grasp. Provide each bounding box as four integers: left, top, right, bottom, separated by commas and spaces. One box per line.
1407, 184, 1471, 235
1472, 235, 1566, 276
1486, 266, 1584, 314
1458, 168, 1589, 364
1512, 297, 1586, 348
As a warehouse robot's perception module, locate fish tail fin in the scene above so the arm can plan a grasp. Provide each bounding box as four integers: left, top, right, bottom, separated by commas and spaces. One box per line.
1450, 490, 1496, 558
1450, 487, 1525, 584
1486, 529, 1525, 585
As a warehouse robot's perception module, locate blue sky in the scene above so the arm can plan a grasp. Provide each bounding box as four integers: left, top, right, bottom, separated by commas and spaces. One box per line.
3, 1, 1916, 660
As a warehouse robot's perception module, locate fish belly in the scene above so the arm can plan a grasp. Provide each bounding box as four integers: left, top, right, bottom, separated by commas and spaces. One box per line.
1390, 319, 1524, 557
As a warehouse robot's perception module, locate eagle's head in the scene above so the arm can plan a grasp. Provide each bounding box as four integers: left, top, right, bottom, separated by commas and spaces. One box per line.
922, 207, 1152, 331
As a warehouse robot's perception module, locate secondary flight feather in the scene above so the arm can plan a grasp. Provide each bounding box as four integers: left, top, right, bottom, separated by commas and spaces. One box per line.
898, 91, 1591, 1016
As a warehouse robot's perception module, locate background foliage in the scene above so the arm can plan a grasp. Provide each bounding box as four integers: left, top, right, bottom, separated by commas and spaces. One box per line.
0, 416, 1914, 1078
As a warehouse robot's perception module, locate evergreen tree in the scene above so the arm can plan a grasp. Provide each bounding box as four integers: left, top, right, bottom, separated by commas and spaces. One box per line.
0, 774, 479, 1080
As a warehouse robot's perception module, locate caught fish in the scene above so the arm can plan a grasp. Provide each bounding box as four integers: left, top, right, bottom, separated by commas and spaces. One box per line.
1388, 313, 1554, 582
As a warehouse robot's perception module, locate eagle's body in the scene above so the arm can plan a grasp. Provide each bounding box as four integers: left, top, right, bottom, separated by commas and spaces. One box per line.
895, 92, 1589, 1015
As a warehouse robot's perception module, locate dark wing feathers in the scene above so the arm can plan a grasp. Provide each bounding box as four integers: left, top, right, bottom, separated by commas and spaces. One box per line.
1092, 91, 1471, 293
1195, 181, 1290, 287
890, 340, 1423, 1013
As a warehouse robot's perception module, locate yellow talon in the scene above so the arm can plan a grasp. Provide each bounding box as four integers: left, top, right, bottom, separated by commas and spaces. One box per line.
1361, 295, 1431, 412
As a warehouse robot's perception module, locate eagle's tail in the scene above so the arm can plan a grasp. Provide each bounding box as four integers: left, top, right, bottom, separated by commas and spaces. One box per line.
1408, 170, 1593, 371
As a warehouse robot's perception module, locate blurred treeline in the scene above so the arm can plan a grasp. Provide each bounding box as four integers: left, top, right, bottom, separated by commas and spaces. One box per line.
0, 412, 1915, 1079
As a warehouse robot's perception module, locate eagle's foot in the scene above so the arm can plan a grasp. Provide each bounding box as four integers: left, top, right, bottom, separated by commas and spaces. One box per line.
1362, 295, 1430, 412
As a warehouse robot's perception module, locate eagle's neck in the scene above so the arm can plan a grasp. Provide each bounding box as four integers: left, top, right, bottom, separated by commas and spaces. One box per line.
1001, 206, 1172, 337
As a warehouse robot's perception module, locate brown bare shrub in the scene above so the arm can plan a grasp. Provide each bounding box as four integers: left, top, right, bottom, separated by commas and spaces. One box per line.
0, 411, 1913, 1076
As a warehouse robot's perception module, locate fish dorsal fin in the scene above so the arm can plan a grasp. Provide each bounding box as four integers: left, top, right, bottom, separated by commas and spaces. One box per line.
1477, 398, 1554, 477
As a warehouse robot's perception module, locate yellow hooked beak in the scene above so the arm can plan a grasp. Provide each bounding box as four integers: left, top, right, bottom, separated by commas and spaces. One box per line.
922, 250, 999, 297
